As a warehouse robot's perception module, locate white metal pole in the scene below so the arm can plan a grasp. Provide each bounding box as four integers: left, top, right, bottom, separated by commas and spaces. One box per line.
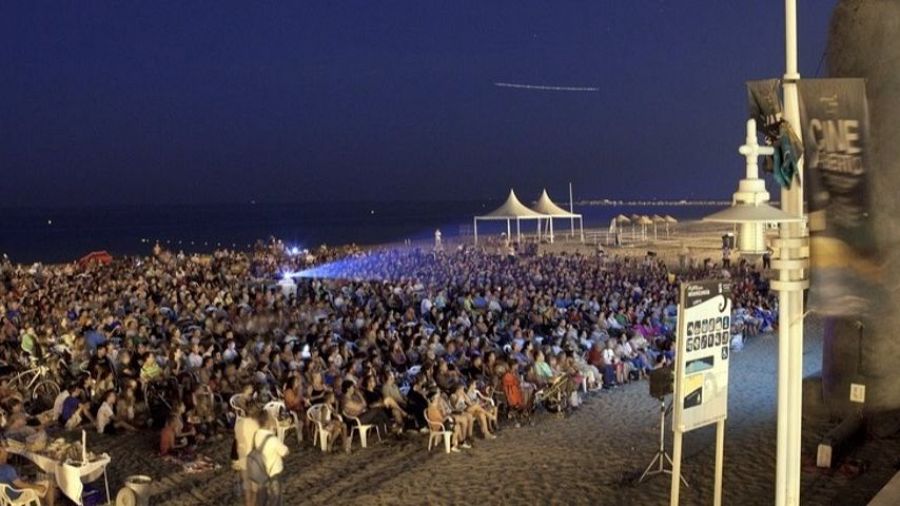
569, 182, 575, 237
777, 1, 807, 505
714, 419, 725, 506
670, 429, 683, 506
516, 218, 521, 243
473, 218, 478, 244
550, 218, 554, 243
670, 281, 688, 505
507, 219, 511, 246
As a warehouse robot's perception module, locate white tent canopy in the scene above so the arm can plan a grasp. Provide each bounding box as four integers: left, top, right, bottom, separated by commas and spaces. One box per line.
474, 189, 548, 244
529, 189, 584, 243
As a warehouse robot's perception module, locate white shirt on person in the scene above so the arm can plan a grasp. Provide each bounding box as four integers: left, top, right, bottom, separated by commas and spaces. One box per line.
224, 347, 239, 363
188, 352, 203, 369
52, 391, 69, 419
602, 348, 615, 365
96, 401, 114, 433
252, 428, 289, 478
233, 416, 260, 471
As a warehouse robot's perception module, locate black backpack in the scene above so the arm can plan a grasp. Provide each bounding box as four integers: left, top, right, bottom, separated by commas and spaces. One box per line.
246, 432, 275, 485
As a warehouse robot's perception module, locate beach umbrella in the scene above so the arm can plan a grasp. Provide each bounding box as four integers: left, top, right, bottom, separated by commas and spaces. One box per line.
638, 216, 654, 240
630, 214, 641, 240
664, 215, 678, 238
611, 215, 630, 245
651, 215, 666, 240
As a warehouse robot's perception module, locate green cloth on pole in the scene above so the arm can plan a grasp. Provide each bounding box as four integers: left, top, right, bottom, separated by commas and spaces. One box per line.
773, 122, 802, 189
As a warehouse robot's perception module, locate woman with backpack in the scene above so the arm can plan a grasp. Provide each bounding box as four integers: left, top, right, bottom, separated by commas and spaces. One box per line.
233, 405, 261, 506
247, 410, 289, 506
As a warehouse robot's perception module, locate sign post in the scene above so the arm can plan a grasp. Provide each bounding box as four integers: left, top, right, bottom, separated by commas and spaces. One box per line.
670, 279, 732, 506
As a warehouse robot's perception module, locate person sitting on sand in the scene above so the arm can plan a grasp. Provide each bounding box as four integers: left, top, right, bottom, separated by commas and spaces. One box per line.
0, 379, 24, 406
187, 388, 216, 438
116, 384, 143, 428
161, 401, 198, 453
96, 390, 136, 434
140, 352, 163, 386
3, 400, 48, 442
159, 413, 188, 457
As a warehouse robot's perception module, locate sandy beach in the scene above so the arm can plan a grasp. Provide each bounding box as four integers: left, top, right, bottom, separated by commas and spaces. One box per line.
73, 315, 899, 506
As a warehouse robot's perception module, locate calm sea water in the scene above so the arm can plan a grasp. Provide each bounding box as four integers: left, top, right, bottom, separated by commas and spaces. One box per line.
0, 201, 721, 263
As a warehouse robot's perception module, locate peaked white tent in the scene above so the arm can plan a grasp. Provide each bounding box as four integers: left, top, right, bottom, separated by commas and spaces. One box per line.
529, 189, 584, 243
474, 189, 547, 244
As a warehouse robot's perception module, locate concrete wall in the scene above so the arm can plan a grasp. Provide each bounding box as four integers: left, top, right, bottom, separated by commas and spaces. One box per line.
821, 0, 900, 427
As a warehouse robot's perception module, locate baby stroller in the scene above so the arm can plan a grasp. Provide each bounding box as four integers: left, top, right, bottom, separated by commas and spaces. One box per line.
536, 375, 572, 414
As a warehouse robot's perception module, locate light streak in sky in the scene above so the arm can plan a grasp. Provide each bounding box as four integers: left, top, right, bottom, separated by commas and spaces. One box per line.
493, 82, 599, 92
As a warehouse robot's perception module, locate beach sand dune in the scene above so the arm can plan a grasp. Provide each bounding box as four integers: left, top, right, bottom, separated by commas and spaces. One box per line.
85, 319, 900, 505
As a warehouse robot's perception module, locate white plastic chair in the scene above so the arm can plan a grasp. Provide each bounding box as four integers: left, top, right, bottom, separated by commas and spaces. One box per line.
264, 401, 302, 445
307, 404, 336, 452
0, 483, 42, 506
342, 411, 381, 449
423, 409, 452, 454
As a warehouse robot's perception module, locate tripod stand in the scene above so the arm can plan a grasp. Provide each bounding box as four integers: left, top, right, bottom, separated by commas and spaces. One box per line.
639, 397, 689, 487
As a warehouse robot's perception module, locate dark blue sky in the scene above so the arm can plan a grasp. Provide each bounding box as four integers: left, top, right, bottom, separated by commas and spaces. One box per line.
0, 1, 835, 207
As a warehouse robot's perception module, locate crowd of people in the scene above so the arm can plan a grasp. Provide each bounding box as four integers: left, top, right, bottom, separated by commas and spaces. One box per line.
0, 238, 777, 505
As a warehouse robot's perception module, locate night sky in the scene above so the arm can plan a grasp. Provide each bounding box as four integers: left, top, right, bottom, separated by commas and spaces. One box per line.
0, 1, 835, 208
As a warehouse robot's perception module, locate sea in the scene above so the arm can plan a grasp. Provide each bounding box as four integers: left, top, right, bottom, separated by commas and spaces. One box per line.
0, 201, 723, 264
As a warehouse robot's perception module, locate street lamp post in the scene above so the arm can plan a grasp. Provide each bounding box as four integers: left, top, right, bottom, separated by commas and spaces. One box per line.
705, 2, 809, 505
771, 2, 810, 505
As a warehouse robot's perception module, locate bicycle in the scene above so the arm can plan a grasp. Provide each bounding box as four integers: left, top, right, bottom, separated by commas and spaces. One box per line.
8, 362, 61, 408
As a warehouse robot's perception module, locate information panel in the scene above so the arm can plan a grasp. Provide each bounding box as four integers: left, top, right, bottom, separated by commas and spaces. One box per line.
673, 280, 732, 432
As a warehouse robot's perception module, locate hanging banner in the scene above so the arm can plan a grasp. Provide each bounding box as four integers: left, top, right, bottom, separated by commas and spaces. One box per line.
747, 79, 783, 138
798, 78, 880, 317
746, 79, 803, 188
673, 280, 732, 433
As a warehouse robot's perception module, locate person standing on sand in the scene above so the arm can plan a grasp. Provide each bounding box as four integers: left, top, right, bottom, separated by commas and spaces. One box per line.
252, 410, 288, 506
233, 407, 261, 506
